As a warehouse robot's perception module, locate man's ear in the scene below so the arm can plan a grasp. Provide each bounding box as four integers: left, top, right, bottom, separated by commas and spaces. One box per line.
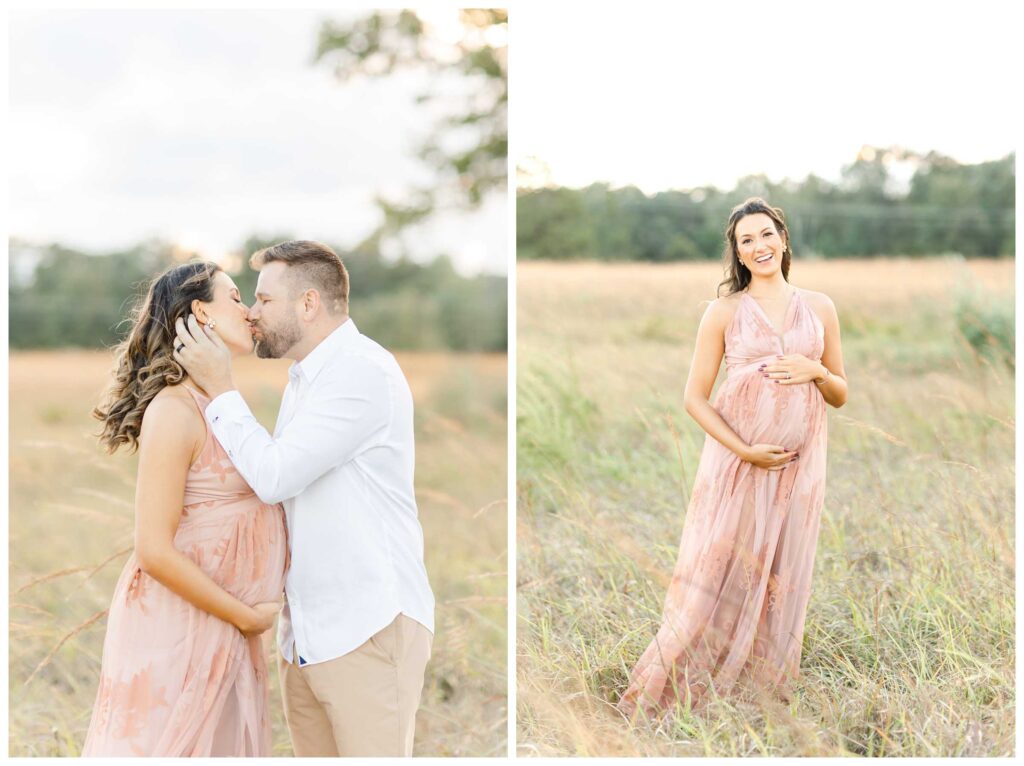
302, 289, 321, 319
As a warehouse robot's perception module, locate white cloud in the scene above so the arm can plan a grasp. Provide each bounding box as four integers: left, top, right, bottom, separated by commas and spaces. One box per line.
9, 9, 507, 275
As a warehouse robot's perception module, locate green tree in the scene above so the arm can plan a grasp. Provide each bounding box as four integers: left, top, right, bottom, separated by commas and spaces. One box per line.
516, 149, 1014, 262
516, 187, 595, 261
9, 237, 507, 352
315, 9, 507, 249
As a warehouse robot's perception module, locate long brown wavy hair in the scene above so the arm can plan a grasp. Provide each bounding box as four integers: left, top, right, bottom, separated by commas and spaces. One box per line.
94, 261, 222, 453
717, 197, 793, 297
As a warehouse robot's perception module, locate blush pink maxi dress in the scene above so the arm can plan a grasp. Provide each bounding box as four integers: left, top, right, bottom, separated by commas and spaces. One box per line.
619, 290, 828, 717
82, 386, 288, 756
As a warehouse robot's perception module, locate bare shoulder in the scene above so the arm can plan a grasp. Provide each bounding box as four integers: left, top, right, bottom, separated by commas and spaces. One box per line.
797, 288, 838, 321
140, 386, 205, 448
700, 294, 742, 329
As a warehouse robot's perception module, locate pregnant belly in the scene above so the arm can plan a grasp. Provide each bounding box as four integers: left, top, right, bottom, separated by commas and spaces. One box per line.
179, 503, 288, 603
716, 374, 818, 451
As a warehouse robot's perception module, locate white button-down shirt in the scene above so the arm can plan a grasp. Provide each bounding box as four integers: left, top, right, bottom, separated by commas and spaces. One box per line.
205, 318, 434, 665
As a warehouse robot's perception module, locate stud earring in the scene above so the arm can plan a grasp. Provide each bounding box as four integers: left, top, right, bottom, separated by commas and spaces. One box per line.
208, 319, 217, 330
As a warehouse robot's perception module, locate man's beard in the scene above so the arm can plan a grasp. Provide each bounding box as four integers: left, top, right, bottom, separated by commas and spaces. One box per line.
253, 317, 302, 359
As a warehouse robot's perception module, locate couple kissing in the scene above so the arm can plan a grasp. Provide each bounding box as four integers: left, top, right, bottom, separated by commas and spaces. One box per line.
83, 240, 434, 757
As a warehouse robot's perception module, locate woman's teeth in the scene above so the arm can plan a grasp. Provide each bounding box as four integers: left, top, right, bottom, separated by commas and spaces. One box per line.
755, 254, 773, 263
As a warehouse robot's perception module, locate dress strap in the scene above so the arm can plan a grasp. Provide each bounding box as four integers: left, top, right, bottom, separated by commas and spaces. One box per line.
177, 385, 212, 463
180, 384, 211, 405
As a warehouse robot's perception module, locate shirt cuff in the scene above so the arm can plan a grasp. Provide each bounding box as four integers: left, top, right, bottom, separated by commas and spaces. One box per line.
203, 389, 251, 426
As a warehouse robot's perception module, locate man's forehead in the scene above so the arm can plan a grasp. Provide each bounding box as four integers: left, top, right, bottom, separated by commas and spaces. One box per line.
255, 262, 290, 293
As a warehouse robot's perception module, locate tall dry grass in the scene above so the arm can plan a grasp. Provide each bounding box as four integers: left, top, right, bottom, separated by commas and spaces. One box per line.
9, 350, 507, 756
517, 257, 1014, 756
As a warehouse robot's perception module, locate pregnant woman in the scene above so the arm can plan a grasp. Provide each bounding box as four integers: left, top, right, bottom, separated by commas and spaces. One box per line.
83, 262, 288, 756
618, 197, 848, 718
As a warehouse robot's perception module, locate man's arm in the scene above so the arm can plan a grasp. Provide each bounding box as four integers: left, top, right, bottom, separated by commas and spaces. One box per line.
206, 357, 392, 504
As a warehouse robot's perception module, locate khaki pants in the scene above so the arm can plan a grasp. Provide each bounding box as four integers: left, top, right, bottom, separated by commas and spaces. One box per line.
278, 614, 432, 757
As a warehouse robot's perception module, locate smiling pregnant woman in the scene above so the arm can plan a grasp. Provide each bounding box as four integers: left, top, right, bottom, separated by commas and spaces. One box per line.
618, 197, 849, 718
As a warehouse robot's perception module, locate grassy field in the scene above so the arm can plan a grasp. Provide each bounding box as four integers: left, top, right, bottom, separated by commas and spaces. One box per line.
517, 258, 1014, 756
9, 350, 507, 756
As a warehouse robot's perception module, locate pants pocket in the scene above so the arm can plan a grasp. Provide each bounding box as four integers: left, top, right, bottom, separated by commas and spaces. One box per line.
367, 615, 401, 666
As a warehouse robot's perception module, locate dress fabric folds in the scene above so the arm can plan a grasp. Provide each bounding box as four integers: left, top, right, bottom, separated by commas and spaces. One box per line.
620, 290, 827, 716
83, 386, 288, 756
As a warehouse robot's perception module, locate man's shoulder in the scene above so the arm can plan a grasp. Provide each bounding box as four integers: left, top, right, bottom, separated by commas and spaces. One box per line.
351, 330, 394, 360
324, 334, 404, 384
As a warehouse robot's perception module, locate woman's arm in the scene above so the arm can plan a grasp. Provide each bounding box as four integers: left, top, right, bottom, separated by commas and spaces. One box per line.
683, 300, 796, 470
760, 292, 849, 408
683, 300, 748, 456
132, 394, 278, 636
809, 293, 848, 408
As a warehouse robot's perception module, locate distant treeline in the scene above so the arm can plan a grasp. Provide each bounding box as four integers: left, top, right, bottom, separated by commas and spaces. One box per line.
9, 236, 507, 352
518, 150, 1015, 261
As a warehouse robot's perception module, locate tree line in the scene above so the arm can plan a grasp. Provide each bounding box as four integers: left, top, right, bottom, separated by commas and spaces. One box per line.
517, 149, 1014, 261
8, 236, 506, 352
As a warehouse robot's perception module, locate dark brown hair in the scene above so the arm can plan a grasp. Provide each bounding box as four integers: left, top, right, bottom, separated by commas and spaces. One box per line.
717, 197, 792, 297
250, 240, 349, 314
93, 261, 222, 453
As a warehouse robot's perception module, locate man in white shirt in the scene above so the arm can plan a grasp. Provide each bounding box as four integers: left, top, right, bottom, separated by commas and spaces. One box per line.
172, 240, 434, 757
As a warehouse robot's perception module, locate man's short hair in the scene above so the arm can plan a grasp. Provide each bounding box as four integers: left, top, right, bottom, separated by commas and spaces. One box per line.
249, 240, 350, 314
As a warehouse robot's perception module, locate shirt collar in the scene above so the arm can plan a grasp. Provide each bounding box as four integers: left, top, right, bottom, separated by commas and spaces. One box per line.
288, 318, 359, 385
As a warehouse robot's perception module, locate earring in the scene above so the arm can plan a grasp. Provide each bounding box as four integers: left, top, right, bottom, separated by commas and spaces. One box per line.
208, 319, 217, 330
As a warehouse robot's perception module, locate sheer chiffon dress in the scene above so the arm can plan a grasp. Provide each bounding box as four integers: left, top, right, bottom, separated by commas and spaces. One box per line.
82, 386, 288, 756
619, 290, 827, 717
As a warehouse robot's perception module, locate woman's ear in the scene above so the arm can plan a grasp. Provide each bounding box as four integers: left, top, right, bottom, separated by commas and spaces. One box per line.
190, 299, 210, 324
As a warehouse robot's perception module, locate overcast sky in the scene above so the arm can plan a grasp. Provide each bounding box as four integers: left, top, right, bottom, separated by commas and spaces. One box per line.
515, 2, 1018, 193
9, 9, 507, 275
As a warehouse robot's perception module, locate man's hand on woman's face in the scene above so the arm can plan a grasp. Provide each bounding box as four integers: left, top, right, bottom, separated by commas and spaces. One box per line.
173, 315, 236, 399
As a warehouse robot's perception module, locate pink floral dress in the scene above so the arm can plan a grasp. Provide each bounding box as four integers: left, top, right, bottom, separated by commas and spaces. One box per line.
82, 386, 288, 756
619, 290, 828, 716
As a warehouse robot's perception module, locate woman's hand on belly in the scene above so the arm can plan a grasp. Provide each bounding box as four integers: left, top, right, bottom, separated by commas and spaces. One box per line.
238, 600, 282, 638
742, 443, 799, 470
760, 354, 826, 385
